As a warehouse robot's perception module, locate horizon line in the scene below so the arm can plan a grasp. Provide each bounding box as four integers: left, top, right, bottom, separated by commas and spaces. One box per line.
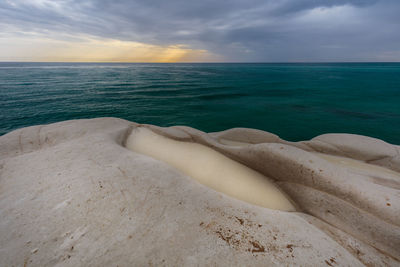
1, 61, 400, 64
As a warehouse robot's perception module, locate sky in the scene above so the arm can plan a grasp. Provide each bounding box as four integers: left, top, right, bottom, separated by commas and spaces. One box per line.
0, 0, 399, 62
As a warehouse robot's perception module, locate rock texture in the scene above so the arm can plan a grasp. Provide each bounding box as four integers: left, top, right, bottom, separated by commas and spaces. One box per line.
0, 117, 399, 266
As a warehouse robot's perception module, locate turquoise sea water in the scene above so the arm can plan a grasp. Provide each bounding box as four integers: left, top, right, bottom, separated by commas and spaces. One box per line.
1, 62, 399, 144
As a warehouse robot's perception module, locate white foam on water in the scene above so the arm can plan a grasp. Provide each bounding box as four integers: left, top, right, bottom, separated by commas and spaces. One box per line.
126, 127, 296, 211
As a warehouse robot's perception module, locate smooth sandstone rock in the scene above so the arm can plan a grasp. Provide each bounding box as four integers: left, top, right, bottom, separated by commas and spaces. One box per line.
126, 127, 295, 211
0, 117, 399, 266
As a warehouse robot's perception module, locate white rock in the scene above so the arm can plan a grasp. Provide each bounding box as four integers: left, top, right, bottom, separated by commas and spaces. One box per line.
0, 117, 399, 266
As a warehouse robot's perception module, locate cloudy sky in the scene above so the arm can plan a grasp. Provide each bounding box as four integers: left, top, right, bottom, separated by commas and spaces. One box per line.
0, 0, 399, 62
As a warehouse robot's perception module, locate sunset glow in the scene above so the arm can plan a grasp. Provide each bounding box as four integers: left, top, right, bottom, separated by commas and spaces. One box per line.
0, 35, 215, 62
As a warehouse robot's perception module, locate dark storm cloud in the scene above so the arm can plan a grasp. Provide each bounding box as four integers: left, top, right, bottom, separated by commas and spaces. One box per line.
1, 0, 399, 61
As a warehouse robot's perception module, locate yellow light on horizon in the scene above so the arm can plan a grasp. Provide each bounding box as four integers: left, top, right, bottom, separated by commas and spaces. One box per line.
0, 35, 217, 62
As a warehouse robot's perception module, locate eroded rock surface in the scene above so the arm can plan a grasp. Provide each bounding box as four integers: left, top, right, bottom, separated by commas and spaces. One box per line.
0, 118, 399, 266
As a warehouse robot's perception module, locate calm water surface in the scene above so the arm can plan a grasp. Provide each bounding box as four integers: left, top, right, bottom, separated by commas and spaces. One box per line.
1, 62, 399, 144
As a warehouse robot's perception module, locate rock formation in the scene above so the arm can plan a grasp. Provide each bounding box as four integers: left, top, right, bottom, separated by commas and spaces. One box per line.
0, 118, 399, 266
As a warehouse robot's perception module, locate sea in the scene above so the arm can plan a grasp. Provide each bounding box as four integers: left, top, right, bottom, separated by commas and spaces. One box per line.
1, 62, 399, 144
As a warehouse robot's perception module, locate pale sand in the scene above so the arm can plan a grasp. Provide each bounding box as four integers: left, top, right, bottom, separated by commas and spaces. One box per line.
126, 127, 295, 211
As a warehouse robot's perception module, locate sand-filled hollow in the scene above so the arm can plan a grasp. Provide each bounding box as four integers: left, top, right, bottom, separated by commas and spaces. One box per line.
125, 127, 295, 211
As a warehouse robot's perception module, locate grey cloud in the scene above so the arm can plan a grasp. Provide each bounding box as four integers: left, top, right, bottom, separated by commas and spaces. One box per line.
0, 0, 399, 61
